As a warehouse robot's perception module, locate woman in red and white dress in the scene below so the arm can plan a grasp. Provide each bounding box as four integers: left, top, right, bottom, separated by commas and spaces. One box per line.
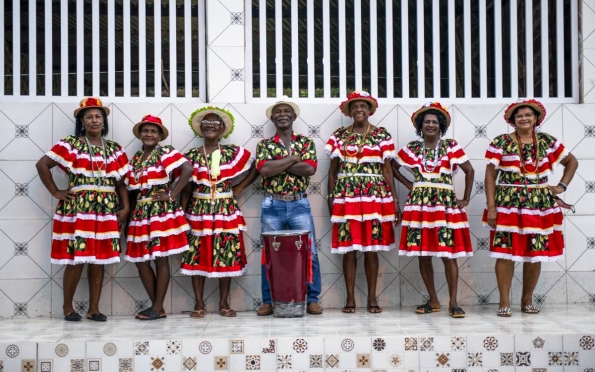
180, 106, 257, 318
392, 102, 475, 318
36, 97, 129, 322
483, 99, 578, 317
124, 115, 193, 320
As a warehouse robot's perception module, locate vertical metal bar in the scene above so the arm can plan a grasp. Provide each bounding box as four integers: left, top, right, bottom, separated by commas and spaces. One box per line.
275, 0, 283, 97
479, 0, 487, 98
170, 0, 177, 98
0, 0, 4, 95
45, 0, 53, 96
307, 0, 315, 97
154, 0, 161, 97
13, 0, 21, 96
571, 0, 578, 99
108, 0, 115, 97
541, 0, 548, 98
259, 0, 267, 97
448, 0, 455, 97
291, 0, 299, 98
185, 0, 192, 98
494, 0, 502, 98
354, 0, 362, 90
29, 0, 36, 96
92, 0, 100, 96
339, 0, 346, 97
77, 0, 84, 96
323, 0, 331, 98
245, 0, 253, 99
463, 0, 471, 98
417, 0, 424, 98
401, 0, 409, 98
124, 0, 131, 97
370, 0, 378, 97
432, 0, 440, 98
525, 0, 533, 97
139, 0, 147, 98
198, 0, 206, 100
385, 0, 393, 98
556, 0, 564, 98
510, 0, 518, 98
61, 0, 68, 96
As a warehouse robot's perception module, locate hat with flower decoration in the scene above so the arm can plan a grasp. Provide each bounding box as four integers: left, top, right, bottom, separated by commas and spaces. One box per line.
73, 97, 110, 117
339, 91, 379, 117
265, 96, 301, 119
411, 102, 451, 128
503, 99, 547, 127
188, 106, 235, 139
132, 115, 169, 140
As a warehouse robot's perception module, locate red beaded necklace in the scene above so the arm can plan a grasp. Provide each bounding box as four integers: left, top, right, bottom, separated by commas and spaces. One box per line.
514, 131, 540, 185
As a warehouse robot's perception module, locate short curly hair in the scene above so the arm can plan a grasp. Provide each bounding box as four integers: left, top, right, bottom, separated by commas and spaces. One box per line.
413, 109, 448, 137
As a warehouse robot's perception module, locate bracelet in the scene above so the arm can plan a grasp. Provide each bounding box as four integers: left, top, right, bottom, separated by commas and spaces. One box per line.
557, 182, 567, 192
168, 191, 174, 201
327, 194, 334, 199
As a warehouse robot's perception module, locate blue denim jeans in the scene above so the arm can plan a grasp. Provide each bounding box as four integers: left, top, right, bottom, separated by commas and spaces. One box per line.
260, 196, 322, 304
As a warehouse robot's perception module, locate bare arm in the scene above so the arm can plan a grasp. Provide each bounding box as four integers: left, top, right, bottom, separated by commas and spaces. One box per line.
115, 178, 130, 229
485, 164, 498, 229
153, 161, 194, 202
286, 161, 316, 177
383, 159, 401, 225
548, 153, 579, 196
327, 157, 340, 214
456, 160, 475, 208
258, 155, 302, 178
179, 182, 193, 211
390, 159, 413, 191
233, 162, 259, 197
35, 155, 75, 201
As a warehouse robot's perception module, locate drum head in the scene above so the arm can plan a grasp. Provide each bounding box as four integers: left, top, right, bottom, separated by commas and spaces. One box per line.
261, 229, 310, 236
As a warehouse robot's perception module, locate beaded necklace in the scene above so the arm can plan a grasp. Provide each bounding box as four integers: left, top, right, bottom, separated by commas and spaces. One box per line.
202, 144, 222, 206
132, 146, 160, 183
85, 136, 107, 186
514, 131, 540, 186
343, 123, 371, 164
421, 139, 441, 172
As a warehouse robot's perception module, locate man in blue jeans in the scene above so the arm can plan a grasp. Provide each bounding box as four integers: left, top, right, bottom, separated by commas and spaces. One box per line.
254, 97, 323, 315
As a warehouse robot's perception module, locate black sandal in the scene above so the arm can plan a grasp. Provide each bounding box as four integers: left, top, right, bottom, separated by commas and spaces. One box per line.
64, 312, 82, 322
136, 308, 166, 321
449, 306, 466, 318
86, 313, 107, 322
415, 303, 441, 314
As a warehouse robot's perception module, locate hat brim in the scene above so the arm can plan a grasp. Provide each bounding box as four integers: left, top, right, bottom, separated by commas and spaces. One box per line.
265, 102, 301, 119
340, 98, 378, 117
132, 121, 170, 140
411, 107, 451, 128
74, 105, 110, 118
504, 101, 546, 126
191, 109, 233, 138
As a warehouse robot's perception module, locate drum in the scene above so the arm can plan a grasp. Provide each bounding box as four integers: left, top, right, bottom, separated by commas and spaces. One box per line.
262, 229, 311, 318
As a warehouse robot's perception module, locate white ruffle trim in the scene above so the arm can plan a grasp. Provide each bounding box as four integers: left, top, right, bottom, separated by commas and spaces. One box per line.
54, 213, 118, 223
398, 250, 473, 259
331, 244, 395, 254
489, 250, 565, 263
404, 205, 465, 214
189, 226, 247, 236
186, 211, 244, 222
127, 225, 190, 242
51, 256, 120, 265
128, 210, 187, 226
52, 231, 121, 240
331, 215, 395, 223
124, 245, 190, 262
179, 266, 247, 278
481, 222, 563, 234
402, 221, 470, 229
495, 206, 561, 216
333, 195, 395, 204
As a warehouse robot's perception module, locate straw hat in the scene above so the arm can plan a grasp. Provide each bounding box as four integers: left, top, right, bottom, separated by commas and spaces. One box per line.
503, 99, 547, 127
73, 97, 110, 117
188, 106, 235, 139
132, 115, 169, 140
265, 96, 301, 119
411, 102, 451, 128
339, 91, 379, 117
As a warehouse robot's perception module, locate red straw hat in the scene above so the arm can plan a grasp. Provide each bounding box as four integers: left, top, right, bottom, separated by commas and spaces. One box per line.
339, 91, 379, 117
132, 115, 169, 140
73, 97, 110, 117
411, 102, 451, 128
503, 99, 547, 127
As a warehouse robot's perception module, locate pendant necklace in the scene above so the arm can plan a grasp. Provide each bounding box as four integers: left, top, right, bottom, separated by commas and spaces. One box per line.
203, 144, 222, 206
421, 139, 441, 172
343, 123, 371, 165
85, 136, 107, 186
514, 131, 540, 186
134, 146, 160, 183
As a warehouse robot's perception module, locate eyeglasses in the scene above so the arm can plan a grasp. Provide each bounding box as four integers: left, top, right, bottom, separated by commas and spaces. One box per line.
201, 120, 221, 126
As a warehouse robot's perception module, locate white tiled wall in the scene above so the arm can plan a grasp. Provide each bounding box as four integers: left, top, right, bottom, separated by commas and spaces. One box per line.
0, 0, 594, 319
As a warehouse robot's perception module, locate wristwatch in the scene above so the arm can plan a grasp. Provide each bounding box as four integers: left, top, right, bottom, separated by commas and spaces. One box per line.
557, 182, 567, 192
